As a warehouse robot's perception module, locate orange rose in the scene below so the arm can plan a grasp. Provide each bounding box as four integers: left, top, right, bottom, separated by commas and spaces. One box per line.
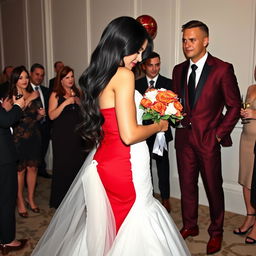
146, 88, 157, 93
140, 98, 152, 108
174, 100, 183, 112
151, 102, 167, 116
175, 110, 182, 117
156, 90, 177, 104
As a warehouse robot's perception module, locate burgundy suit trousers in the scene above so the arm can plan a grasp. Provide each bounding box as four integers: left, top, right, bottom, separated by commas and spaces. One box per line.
176, 128, 224, 236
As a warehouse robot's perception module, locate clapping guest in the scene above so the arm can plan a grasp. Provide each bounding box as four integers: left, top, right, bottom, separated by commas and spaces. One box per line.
0, 95, 27, 255
9, 66, 45, 217
234, 68, 256, 238
48, 66, 87, 208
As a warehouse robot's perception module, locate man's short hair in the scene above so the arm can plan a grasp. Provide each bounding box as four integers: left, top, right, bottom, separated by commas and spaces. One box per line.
146, 51, 160, 60
182, 20, 209, 37
30, 63, 45, 73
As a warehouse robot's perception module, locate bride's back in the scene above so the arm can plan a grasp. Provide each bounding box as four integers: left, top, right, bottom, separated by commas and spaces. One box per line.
98, 67, 134, 110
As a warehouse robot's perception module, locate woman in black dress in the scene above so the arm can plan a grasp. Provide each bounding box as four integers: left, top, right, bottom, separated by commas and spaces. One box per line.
9, 66, 45, 217
48, 66, 87, 208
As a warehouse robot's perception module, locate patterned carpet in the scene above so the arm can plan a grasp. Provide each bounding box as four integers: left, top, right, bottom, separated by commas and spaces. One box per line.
3, 177, 255, 256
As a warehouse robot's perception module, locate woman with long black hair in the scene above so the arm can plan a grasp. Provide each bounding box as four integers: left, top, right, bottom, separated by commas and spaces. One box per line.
9, 66, 45, 218
32, 16, 190, 255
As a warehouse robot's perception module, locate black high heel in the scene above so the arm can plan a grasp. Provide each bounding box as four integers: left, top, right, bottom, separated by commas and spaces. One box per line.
25, 200, 40, 213
18, 211, 28, 218
233, 213, 256, 235
245, 236, 256, 244
0, 239, 27, 255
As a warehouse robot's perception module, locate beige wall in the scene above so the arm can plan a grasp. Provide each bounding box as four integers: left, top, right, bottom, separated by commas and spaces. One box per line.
1, 0, 256, 214
0, 0, 27, 67
51, 0, 88, 82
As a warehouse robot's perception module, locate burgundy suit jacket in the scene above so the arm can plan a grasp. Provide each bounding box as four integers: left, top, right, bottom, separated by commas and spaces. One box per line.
172, 53, 241, 151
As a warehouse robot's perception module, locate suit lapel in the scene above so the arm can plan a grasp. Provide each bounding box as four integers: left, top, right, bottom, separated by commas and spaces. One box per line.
193, 61, 212, 108
181, 62, 189, 112
155, 75, 163, 89
141, 77, 148, 93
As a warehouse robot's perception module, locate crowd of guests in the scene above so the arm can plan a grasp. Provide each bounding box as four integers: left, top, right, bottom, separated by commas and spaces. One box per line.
0, 18, 256, 255
0, 61, 86, 254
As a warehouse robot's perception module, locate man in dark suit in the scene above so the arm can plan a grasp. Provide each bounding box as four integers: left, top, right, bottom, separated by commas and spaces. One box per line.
172, 20, 241, 254
0, 96, 27, 254
136, 52, 172, 213
48, 61, 64, 93
30, 63, 52, 178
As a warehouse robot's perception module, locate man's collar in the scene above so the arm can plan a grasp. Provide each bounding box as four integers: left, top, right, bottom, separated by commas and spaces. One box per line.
31, 83, 40, 88
146, 74, 159, 84
189, 52, 208, 69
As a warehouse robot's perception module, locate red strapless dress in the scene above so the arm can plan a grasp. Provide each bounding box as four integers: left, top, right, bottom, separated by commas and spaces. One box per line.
94, 108, 136, 232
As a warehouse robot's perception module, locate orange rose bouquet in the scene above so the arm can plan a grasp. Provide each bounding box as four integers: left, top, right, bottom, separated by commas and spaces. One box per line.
140, 88, 183, 124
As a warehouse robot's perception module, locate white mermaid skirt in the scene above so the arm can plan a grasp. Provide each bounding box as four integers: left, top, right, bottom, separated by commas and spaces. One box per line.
32, 142, 190, 256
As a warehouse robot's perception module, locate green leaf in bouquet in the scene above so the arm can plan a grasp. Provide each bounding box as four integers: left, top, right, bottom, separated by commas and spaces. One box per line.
153, 118, 161, 123
142, 113, 153, 120
176, 115, 184, 120
161, 115, 170, 120
169, 117, 177, 125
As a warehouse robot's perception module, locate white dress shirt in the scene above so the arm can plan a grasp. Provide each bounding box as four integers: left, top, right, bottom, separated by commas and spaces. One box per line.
31, 83, 45, 109
187, 52, 208, 88
146, 75, 159, 88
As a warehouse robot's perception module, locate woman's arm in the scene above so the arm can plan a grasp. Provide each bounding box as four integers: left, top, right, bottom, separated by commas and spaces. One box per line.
241, 85, 256, 119
48, 92, 75, 120
113, 68, 168, 145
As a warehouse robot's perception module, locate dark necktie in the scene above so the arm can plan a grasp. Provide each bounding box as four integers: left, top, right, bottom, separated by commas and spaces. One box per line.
149, 80, 155, 88
35, 86, 43, 108
188, 64, 198, 109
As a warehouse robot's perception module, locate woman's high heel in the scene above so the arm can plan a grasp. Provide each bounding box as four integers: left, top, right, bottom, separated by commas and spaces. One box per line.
0, 239, 28, 255
18, 211, 28, 218
233, 213, 256, 235
245, 236, 256, 244
25, 200, 40, 213
233, 225, 253, 235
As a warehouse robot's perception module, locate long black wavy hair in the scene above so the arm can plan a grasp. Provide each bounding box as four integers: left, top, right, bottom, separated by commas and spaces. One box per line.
79, 16, 153, 151
9, 66, 32, 98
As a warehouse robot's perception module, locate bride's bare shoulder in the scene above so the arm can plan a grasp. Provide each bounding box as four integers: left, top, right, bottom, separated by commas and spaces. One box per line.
109, 67, 135, 90
115, 67, 134, 80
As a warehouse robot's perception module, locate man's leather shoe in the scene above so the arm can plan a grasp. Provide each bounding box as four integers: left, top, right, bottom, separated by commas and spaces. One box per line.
180, 226, 199, 239
38, 171, 52, 178
0, 239, 27, 255
207, 235, 222, 255
162, 199, 171, 213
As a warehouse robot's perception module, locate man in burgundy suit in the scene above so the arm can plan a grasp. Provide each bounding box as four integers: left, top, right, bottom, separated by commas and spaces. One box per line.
172, 20, 241, 254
